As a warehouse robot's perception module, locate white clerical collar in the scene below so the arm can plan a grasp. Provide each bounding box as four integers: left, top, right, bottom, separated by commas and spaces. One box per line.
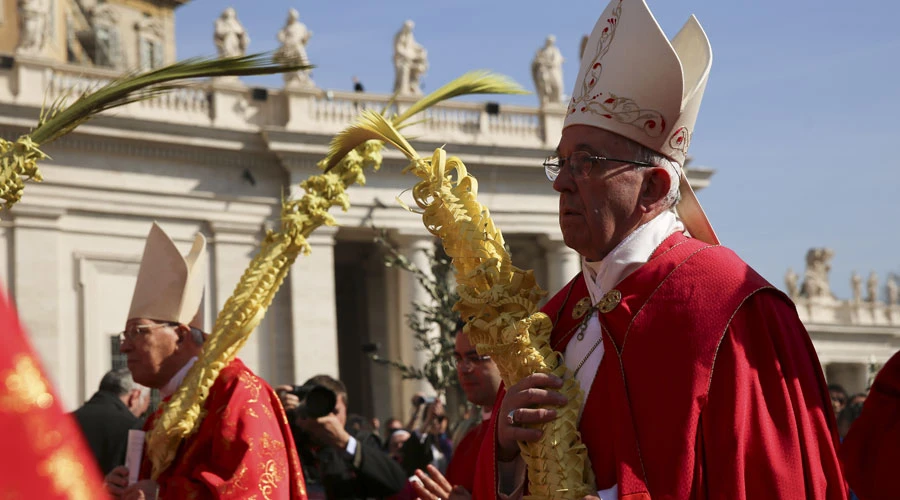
581, 211, 684, 304
481, 408, 492, 422
160, 356, 197, 399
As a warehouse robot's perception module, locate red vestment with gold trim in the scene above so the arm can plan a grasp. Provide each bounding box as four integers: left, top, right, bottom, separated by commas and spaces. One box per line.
840, 350, 900, 500
140, 359, 307, 499
0, 289, 108, 500
473, 233, 847, 499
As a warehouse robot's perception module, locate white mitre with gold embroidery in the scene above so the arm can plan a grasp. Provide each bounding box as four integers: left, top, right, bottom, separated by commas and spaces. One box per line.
128, 222, 207, 329
565, 0, 718, 244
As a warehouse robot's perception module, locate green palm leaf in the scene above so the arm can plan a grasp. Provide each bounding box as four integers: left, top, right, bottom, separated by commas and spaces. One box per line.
0, 52, 310, 209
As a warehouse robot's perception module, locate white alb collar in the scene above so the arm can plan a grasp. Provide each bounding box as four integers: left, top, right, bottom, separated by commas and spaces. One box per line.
581, 211, 684, 304
160, 356, 198, 399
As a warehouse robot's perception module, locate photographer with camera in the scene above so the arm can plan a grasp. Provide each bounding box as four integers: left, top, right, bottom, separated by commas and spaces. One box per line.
277, 375, 407, 500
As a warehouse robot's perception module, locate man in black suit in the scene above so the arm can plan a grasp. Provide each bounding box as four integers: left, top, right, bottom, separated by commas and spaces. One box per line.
278, 375, 407, 500
72, 367, 150, 475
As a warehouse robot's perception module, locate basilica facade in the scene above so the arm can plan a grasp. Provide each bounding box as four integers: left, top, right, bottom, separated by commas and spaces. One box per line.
0, 0, 896, 421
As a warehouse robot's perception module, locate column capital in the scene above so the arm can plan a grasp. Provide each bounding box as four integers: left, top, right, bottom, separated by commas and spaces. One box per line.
10, 205, 65, 229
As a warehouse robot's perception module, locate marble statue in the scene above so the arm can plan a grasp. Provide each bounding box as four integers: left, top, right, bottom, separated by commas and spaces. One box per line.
851, 272, 862, 304
17, 0, 52, 56
393, 20, 428, 96
785, 268, 799, 299
888, 276, 897, 306
867, 271, 879, 304
800, 248, 835, 299
531, 35, 565, 105
214, 8, 249, 58
275, 8, 314, 88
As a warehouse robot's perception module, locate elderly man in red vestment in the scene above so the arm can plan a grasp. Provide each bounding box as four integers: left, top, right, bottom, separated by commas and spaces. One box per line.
410, 326, 503, 499
472, 1, 847, 499
103, 223, 306, 499
840, 350, 900, 500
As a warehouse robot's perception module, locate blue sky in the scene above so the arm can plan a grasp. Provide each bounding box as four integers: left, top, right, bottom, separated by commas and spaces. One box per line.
175, 1, 899, 298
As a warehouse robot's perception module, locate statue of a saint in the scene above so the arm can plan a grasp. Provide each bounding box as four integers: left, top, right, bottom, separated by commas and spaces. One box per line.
275, 9, 314, 88
800, 248, 835, 300
888, 276, 898, 307
867, 271, 879, 304
393, 20, 428, 96
214, 8, 249, 58
851, 272, 862, 304
531, 35, 565, 105
784, 268, 799, 298
17, 0, 52, 56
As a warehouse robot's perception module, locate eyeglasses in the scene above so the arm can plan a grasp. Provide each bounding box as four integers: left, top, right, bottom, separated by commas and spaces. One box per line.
543, 151, 653, 182
118, 322, 176, 344
453, 352, 492, 371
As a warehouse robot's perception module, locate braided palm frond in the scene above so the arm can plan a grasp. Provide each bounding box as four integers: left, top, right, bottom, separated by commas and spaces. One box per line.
146, 71, 525, 479
326, 114, 595, 499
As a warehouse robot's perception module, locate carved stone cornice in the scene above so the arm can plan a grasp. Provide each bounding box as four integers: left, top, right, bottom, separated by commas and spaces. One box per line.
0, 123, 276, 171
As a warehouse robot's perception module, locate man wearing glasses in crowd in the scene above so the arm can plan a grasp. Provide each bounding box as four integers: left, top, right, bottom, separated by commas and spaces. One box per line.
103, 223, 305, 499
411, 323, 502, 500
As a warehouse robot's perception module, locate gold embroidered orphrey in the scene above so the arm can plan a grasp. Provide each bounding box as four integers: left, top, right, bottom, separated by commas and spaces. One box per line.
598, 289, 622, 313
572, 296, 593, 319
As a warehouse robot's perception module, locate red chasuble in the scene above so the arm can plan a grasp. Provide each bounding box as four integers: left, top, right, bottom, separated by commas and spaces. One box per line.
445, 420, 490, 493
840, 350, 900, 500
141, 359, 307, 499
0, 289, 108, 500
473, 233, 846, 499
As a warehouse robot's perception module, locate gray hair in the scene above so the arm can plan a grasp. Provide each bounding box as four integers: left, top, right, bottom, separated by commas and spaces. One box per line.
99, 367, 148, 397
626, 140, 682, 209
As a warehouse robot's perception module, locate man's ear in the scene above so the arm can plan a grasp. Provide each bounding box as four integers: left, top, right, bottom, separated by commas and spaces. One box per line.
173, 323, 191, 344
639, 167, 672, 213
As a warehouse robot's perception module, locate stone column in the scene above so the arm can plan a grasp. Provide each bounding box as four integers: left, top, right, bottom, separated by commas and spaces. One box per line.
539, 235, 581, 294
208, 221, 267, 374
9, 207, 69, 402
289, 226, 340, 384
393, 232, 437, 405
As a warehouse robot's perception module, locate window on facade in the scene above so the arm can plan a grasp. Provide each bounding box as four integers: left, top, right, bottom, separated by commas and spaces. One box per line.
139, 37, 164, 70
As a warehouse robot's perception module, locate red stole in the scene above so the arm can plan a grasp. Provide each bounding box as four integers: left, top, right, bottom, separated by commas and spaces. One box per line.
445, 420, 490, 493
840, 350, 900, 500
474, 232, 842, 499
140, 359, 307, 499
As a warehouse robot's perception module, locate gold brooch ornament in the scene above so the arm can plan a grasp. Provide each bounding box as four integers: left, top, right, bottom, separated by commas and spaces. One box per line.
572, 297, 593, 320
598, 290, 622, 313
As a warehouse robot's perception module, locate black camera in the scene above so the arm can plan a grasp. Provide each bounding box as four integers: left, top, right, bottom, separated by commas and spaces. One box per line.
290, 383, 337, 419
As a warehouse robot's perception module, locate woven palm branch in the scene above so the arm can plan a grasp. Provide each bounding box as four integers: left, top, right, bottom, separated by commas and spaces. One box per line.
325, 112, 595, 499
145, 71, 526, 479
0, 53, 311, 209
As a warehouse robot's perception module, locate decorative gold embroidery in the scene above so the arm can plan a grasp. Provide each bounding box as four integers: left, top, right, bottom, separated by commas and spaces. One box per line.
220, 463, 250, 497
568, 0, 668, 137
598, 290, 622, 313
258, 459, 283, 500
40, 445, 92, 500
571, 297, 593, 320
0, 356, 53, 413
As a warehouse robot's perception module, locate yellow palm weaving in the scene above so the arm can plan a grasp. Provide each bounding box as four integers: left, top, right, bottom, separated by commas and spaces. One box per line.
326, 111, 596, 499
